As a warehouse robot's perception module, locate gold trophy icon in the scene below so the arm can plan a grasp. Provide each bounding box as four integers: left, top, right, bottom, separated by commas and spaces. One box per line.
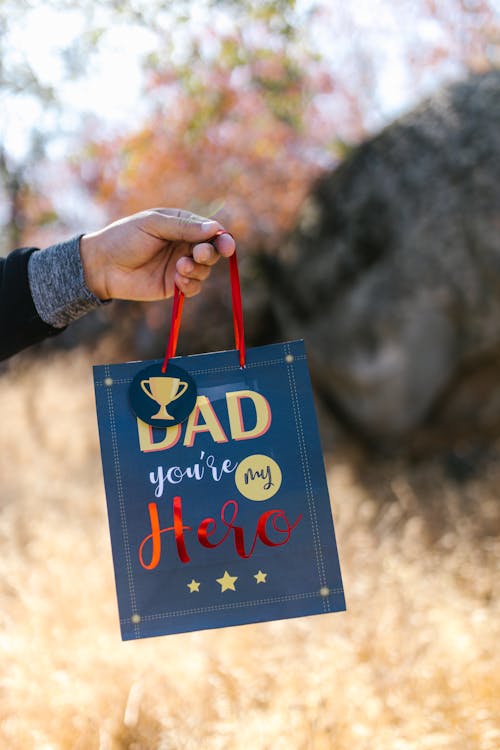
141, 376, 189, 420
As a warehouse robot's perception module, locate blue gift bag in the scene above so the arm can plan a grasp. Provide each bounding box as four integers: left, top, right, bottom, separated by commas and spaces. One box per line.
93, 255, 345, 640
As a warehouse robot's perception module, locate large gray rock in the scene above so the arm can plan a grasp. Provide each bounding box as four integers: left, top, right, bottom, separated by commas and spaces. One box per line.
269, 71, 500, 445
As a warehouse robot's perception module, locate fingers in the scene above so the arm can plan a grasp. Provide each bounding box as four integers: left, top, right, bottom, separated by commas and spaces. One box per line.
175, 249, 213, 299
143, 208, 236, 257
174, 272, 203, 298
175, 236, 233, 296
211, 231, 235, 257
192, 242, 219, 266
144, 209, 222, 244
143, 207, 237, 299
150, 207, 208, 223
176, 254, 212, 281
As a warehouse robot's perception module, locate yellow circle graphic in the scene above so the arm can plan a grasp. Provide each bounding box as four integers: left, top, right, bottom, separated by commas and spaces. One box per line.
235, 454, 282, 501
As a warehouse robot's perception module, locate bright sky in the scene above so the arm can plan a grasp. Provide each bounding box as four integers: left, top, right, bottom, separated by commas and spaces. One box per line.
1, 0, 455, 162
1, 6, 157, 160
2, 0, 490, 172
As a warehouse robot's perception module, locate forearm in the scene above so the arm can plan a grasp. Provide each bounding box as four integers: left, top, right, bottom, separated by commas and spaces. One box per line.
0, 237, 105, 361
0, 208, 235, 361
28, 235, 105, 328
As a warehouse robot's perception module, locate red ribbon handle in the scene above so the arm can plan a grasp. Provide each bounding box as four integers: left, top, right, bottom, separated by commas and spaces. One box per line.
162, 234, 246, 372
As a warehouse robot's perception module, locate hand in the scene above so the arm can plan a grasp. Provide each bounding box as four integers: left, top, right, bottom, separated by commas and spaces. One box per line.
79, 208, 236, 301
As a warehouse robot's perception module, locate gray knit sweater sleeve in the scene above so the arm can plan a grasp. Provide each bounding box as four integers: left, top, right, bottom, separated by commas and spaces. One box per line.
28, 235, 107, 328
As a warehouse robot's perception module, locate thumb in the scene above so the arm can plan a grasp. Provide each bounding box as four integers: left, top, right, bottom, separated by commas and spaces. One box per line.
145, 211, 222, 243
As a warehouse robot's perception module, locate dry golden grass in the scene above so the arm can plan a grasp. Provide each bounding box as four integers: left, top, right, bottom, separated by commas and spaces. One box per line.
0, 349, 498, 750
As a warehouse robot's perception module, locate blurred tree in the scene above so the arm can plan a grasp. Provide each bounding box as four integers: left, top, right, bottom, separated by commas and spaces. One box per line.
0, 0, 94, 253
0, 0, 152, 252
76, 0, 337, 252
1, 0, 499, 358
64, 0, 500, 357
77, 0, 500, 251
1, 0, 498, 255
0, 1, 55, 253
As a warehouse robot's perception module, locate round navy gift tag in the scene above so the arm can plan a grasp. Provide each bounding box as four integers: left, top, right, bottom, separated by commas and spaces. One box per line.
129, 363, 197, 427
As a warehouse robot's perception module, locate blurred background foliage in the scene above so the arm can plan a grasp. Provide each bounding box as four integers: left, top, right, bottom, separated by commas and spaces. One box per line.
1, 0, 499, 253
1, 0, 499, 367
1, 0, 500, 421
1, 0, 500, 431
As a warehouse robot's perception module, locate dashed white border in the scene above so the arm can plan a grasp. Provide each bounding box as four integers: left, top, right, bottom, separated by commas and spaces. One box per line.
105, 364, 140, 638
120, 588, 344, 625
95, 355, 307, 386
284, 343, 329, 613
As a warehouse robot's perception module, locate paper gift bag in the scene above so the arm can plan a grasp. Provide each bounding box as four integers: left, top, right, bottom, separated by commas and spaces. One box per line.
93, 253, 345, 640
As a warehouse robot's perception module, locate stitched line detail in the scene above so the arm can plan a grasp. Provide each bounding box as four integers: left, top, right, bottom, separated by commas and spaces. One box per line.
286, 343, 329, 610
95, 378, 133, 386
120, 588, 344, 624
95, 355, 307, 386
284, 344, 329, 613
188, 356, 307, 376
105, 364, 140, 639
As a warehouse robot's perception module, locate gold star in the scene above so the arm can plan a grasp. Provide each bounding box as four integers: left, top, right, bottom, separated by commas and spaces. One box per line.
187, 579, 201, 593
216, 570, 238, 592
254, 570, 268, 584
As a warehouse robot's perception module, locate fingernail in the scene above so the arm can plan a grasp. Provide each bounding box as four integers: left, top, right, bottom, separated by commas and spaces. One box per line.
201, 221, 219, 232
